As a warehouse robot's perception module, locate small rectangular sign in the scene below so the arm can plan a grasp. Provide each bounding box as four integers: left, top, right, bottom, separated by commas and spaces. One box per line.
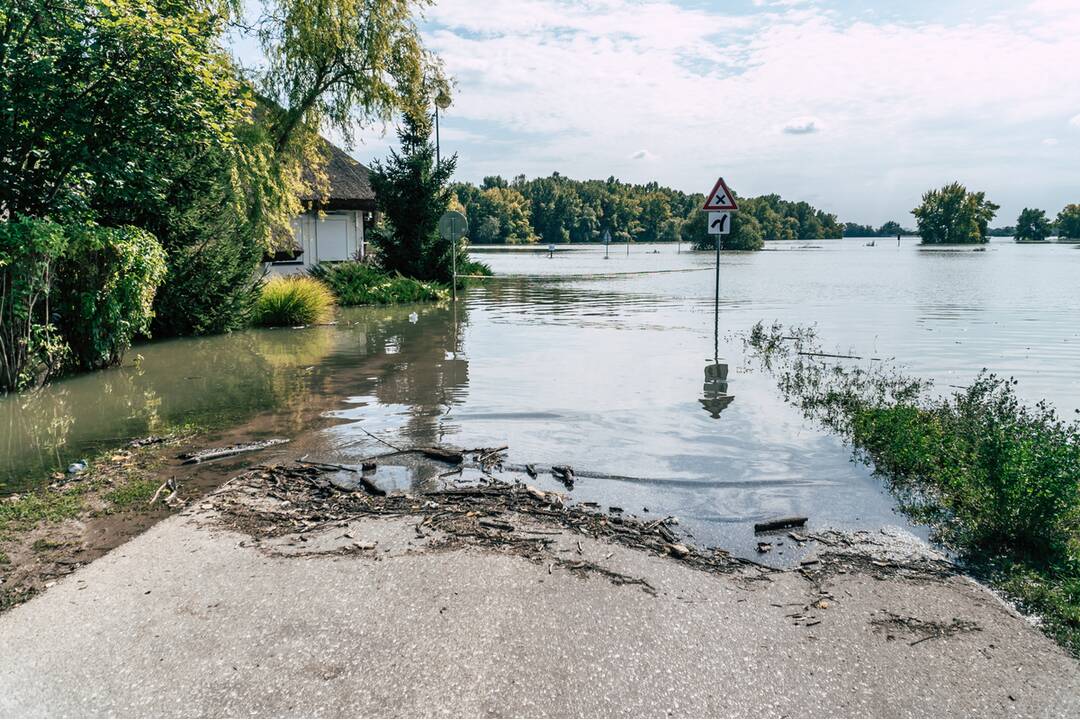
707, 212, 731, 235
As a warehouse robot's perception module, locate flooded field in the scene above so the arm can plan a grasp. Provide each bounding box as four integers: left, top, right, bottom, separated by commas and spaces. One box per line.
3, 238, 1078, 556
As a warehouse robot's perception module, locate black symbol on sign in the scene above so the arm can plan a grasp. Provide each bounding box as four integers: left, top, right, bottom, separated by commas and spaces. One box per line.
710, 215, 728, 232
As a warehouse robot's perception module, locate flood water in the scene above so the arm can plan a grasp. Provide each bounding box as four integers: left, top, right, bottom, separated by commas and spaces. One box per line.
3, 238, 1079, 557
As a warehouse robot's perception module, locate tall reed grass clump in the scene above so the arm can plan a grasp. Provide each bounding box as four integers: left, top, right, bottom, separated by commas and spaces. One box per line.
253, 276, 335, 327
747, 321, 1080, 655
308, 261, 447, 306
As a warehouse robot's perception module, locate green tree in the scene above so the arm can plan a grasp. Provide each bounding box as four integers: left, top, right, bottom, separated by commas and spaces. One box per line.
725, 213, 765, 250
843, 223, 876, 237
687, 212, 763, 251
912, 182, 998, 244
877, 221, 900, 236
471, 187, 536, 244
1014, 208, 1053, 243
369, 108, 458, 282
238, 0, 446, 156
0, 0, 245, 221
1055, 204, 1080, 240
681, 210, 709, 250
638, 192, 672, 243
0, 0, 285, 335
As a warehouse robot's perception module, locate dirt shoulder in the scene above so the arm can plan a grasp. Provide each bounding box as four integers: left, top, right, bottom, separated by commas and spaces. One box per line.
1, 458, 1079, 716
0, 429, 299, 611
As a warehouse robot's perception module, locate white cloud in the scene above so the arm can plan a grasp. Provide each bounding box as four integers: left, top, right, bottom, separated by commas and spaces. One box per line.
782, 117, 820, 135
1043, 138, 1059, 146
1069, 113, 1080, 128
382, 0, 1080, 222
631, 149, 655, 160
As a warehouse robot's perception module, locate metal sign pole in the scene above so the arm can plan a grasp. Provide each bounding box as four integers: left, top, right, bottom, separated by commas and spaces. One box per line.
714, 233, 720, 363
439, 211, 468, 306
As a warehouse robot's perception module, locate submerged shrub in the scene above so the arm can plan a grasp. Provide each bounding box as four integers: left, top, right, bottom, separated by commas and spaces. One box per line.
253, 276, 335, 327
0, 218, 69, 390
746, 321, 1080, 654
0, 218, 166, 390
54, 225, 167, 372
308, 262, 447, 306
455, 258, 493, 285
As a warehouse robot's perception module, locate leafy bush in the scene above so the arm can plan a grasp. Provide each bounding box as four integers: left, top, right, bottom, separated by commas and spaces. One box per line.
253, 276, 335, 326
308, 262, 447, 306
54, 225, 166, 371
747, 322, 1080, 654
0, 218, 70, 390
0, 218, 165, 390
455, 258, 493, 288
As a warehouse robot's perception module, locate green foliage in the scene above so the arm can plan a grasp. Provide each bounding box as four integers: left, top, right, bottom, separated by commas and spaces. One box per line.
1055, 204, 1080, 240
0, 0, 245, 221
912, 182, 999, 244
102, 477, 164, 510
687, 211, 764, 251
748, 323, 1080, 654
0, 484, 86, 533
454, 175, 839, 248
253, 276, 335, 326
53, 226, 167, 372
239, 0, 446, 154
0, 0, 303, 338
0, 218, 70, 390
308, 262, 447, 305
843, 220, 911, 237
466, 187, 536, 244
369, 110, 460, 283
0, 219, 165, 390
1014, 208, 1053, 243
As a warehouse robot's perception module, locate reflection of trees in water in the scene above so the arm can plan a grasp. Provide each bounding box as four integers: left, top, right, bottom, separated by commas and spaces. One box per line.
0, 328, 339, 491
1, 305, 472, 491
358, 304, 469, 447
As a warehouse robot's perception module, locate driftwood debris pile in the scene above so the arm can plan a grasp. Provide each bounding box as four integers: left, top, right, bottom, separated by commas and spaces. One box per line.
179, 438, 290, 465
209, 461, 759, 581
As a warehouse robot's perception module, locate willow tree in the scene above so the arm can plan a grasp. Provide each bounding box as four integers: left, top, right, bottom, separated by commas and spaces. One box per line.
229, 0, 449, 201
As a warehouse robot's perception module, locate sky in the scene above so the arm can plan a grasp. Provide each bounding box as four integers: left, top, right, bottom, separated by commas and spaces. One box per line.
240, 0, 1080, 226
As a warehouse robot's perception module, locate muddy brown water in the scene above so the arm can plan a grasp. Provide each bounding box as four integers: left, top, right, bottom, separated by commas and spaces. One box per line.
3, 238, 1079, 558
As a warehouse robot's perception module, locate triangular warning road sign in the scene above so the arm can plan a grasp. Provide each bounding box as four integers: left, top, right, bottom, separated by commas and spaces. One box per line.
702, 177, 738, 211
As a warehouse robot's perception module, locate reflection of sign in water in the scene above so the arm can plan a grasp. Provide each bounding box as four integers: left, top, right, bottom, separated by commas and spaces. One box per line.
700, 362, 735, 418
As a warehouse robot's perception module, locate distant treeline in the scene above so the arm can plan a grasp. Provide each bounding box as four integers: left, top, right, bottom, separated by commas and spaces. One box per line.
841, 221, 912, 237
450, 174, 843, 250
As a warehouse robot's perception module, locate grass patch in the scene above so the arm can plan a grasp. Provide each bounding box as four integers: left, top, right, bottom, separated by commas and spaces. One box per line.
102, 476, 164, 511
253, 275, 335, 326
308, 262, 448, 306
0, 486, 86, 535
0, 587, 34, 612
747, 321, 1080, 655
31, 537, 65, 553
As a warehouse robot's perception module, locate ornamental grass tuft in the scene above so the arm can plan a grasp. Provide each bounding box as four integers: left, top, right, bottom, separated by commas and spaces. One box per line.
253, 276, 335, 327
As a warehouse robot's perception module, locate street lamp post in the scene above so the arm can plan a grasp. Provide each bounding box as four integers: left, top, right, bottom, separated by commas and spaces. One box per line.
434, 89, 451, 165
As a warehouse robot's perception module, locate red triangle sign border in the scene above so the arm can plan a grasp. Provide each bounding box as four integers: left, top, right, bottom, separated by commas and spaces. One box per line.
702, 177, 738, 211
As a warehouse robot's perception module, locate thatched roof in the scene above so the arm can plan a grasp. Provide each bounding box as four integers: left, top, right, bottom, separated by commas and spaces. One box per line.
301, 141, 377, 212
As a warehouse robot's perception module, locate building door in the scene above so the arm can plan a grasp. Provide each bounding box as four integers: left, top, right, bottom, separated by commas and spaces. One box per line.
317, 215, 350, 262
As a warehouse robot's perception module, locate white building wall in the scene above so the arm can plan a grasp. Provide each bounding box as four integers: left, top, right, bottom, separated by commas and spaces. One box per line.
267, 210, 366, 275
